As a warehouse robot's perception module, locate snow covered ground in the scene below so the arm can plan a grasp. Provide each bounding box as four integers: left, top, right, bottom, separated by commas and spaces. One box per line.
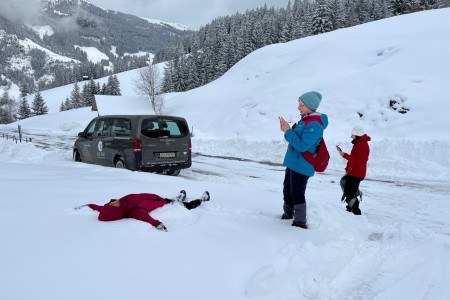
1, 8, 450, 300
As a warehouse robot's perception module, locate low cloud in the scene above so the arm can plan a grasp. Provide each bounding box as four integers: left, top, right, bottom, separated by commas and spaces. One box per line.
0, 0, 42, 23
88, 0, 289, 29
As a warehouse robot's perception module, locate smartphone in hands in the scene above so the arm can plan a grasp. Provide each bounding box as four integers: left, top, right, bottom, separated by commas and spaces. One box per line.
336, 145, 342, 152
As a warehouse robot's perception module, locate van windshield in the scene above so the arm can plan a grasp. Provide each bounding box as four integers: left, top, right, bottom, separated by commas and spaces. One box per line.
140, 118, 189, 138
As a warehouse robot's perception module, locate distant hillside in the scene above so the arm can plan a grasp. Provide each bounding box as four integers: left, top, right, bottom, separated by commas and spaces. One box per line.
0, 0, 191, 96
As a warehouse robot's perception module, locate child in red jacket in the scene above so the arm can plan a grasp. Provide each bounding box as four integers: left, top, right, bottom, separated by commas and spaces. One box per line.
337, 126, 371, 215
85, 190, 210, 231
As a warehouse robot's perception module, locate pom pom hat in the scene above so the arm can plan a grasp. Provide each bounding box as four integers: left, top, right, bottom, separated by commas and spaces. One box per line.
299, 91, 322, 112
351, 126, 365, 136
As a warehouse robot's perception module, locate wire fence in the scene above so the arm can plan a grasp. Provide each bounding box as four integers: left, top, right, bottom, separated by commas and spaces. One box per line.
0, 125, 33, 144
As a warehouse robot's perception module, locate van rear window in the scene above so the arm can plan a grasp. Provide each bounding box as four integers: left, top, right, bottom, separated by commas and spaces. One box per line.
141, 119, 189, 138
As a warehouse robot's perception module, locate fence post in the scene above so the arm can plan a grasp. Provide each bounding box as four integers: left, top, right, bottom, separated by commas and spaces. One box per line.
18, 124, 22, 143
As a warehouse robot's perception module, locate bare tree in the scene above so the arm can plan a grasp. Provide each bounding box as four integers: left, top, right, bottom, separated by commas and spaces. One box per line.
134, 62, 165, 114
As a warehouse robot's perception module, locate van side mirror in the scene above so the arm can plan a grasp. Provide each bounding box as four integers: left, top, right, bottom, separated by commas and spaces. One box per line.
78, 132, 84, 138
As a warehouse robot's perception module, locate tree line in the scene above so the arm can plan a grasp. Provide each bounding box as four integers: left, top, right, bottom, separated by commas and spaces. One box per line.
154, 0, 443, 93
1, 83, 48, 124
60, 75, 121, 111
0, 74, 121, 123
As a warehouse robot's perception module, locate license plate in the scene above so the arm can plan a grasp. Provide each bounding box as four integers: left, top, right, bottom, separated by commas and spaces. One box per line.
158, 152, 176, 158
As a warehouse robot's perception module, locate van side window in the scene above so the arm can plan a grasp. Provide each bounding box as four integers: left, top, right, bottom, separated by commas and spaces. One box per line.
111, 118, 131, 137
95, 119, 111, 136
85, 120, 97, 138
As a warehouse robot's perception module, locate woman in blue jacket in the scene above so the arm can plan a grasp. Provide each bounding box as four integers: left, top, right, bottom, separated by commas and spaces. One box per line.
279, 91, 328, 229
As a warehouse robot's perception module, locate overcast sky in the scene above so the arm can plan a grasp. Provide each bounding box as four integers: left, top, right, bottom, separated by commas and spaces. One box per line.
88, 0, 289, 29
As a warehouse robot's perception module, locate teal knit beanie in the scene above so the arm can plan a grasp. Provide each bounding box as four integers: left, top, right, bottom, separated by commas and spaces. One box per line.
299, 91, 322, 112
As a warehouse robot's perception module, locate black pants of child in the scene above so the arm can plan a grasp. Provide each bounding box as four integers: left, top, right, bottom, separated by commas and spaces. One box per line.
283, 168, 309, 226
165, 199, 203, 210
340, 175, 363, 215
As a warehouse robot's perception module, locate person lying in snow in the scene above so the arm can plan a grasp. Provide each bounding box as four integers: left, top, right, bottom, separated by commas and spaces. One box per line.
85, 190, 210, 231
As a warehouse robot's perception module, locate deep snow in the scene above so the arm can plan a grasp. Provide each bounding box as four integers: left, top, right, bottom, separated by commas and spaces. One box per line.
1, 8, 450, 300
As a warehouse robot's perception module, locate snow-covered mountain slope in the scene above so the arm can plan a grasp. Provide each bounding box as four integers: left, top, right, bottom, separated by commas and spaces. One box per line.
165, 8, 450, 143
6, 8, 449, 184
21, 8, 450, 143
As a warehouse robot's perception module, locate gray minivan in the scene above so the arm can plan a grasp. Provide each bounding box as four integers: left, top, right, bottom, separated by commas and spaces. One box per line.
73, 115, 191, 175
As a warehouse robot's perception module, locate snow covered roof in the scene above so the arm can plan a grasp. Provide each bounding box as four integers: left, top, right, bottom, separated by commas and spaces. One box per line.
92, 95, 153, 116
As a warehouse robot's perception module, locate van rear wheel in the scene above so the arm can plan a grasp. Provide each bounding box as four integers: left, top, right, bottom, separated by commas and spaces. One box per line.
115, 157, 125, 169
166, 169, 181, 176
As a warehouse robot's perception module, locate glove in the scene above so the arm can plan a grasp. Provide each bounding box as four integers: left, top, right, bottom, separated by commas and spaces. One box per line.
156, 223, 167, 232
176, 190, 187, 202
200, 191, 210, 202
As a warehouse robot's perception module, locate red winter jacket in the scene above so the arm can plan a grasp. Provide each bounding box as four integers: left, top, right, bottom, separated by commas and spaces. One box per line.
343, 134, 371, 179
88, 193, 168, 227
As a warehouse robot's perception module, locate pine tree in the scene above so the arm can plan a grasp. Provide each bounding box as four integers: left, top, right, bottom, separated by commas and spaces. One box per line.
19, 82, 29, 98
64, 96, 71, 110
329, 0, 346, 30
105, 75, 121, 95
69, 82, 82, 109
311, 0, 334, 35
0, 90, 16, 124
355, 0, 372, 23
18, 96, 32, 119
101, 83, 107, 95
162, 61, 174, 93
390, 0, 417, 15
113, 75, 121, 95
280, 10, 294, 42
31, 91, 49, 116
59, 101, 66, 112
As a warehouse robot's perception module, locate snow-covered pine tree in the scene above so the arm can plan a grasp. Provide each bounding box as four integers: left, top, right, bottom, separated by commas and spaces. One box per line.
112, 75, 121, 95
105, 75, 121, 95
69, 82, 82, 109
390, 0, 417, 15
311, 0, 334, 34
81, 83, 90, 107
329, 0, 346, 30
0, 90, 16, 124
59, 101, 66, 112
162, 61, 174, 93
280, 8, 294, 42
64, 96, 71, 110
355, 0, 372, 23
18, 96, 32, 119
19, 83, 29, 98
31, 91, 48, 116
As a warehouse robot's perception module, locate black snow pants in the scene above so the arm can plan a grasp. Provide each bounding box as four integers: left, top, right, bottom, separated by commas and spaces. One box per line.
340, 175, 363, 215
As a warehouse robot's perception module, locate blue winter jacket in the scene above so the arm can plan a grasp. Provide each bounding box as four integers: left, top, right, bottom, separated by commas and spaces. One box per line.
283, 112, 329, 177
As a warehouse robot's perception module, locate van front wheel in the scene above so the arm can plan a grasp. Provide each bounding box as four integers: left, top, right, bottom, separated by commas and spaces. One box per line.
115, 157, 126, 169
73, 150, 82, 162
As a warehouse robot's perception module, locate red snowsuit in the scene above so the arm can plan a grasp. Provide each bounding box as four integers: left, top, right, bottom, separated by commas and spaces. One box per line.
88, 193, 167, 227
343, 134, 371, 179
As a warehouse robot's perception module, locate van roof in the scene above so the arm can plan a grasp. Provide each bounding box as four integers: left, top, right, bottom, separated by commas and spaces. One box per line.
92, 96, 154, 115
95, 115, 187, 121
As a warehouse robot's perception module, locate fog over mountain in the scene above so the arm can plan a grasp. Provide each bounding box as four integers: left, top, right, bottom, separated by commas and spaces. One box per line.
0, 0, 190, 96
0, 0, 41, 23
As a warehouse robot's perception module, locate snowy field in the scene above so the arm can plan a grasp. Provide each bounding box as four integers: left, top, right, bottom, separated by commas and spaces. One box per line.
1, 8, 450, 300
